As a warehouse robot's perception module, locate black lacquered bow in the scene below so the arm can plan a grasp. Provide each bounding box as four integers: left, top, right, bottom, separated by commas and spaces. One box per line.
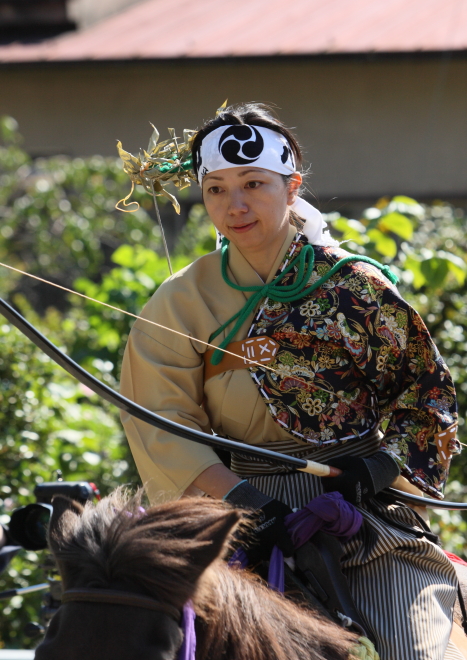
1, 297, 465, 511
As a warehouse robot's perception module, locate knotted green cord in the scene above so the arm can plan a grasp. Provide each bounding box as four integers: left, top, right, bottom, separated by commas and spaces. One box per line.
209, 238, 398, 366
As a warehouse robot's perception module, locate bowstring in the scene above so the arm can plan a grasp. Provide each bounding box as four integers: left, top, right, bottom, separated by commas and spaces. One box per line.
0, 260, 376, 411
0, 261, 275, 372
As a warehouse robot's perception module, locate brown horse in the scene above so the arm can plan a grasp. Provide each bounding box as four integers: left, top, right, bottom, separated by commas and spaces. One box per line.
34, 490, 357, 660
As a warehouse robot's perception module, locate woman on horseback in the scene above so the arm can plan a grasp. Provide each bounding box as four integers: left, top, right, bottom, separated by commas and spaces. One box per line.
120, 102, 461, 660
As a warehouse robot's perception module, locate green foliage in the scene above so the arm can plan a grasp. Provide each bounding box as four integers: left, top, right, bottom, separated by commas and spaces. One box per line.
0, 115, 169, 303
0, 318, 139, 648
329, 196, 467, 290
328, 198, 467, 556
173, 203, 217, 258
0, 117, 215, 648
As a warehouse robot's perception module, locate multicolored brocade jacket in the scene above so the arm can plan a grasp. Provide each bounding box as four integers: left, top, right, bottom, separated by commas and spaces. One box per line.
247, 235, 459, 499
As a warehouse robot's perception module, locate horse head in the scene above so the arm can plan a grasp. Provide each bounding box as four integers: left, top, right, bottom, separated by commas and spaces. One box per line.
34, 490, 240, 660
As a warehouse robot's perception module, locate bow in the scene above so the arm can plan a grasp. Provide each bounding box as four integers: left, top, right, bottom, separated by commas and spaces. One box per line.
1, 297, 466, 511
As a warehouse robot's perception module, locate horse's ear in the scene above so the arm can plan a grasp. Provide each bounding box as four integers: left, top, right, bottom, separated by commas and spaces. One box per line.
47, 495, 84, 554
189, 507, 240, 568
161, 505, 241, 600
143, 500, 241, 585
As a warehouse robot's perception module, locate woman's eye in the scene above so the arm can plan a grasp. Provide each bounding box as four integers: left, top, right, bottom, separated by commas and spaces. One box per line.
246, 181, 261, 189
208, 186, 222, 194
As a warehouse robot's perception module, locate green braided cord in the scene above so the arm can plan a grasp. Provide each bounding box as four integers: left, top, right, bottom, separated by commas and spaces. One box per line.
148, 156, 193, 175
209, 239, 316, 365
210, 238, 315, 343
350, 636, 380, 660
209, 238, 398, 366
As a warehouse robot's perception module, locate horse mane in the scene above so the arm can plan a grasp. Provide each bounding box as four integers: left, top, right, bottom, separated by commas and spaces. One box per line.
196, 561, 355, 660
48, 490, 356, 660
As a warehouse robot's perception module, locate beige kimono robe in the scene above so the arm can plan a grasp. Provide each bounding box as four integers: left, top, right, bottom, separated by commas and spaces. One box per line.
119, 225, 305, 502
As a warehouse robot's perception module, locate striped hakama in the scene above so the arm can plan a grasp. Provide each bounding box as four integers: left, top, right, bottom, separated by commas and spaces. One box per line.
233, 433, 463, 660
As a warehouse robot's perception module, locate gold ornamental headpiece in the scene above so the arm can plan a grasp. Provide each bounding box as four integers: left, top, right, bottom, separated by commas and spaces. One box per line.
116, 126, 197, 215
116, 101, 228, 215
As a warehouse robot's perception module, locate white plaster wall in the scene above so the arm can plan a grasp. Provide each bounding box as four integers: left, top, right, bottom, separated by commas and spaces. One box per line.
1, 56, 466, 202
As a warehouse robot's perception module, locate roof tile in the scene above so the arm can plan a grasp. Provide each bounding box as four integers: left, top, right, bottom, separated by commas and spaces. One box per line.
0, 0, 466, 63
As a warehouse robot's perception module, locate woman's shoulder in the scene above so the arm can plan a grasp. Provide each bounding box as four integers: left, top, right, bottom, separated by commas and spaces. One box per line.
130, 249, 224, 350
156, 249, 223, 297
313, 244, 399, 293
135, 249, 223, 328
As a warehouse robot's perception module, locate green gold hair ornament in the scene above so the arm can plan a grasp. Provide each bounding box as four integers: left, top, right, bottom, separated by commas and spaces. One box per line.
116, 125, 197, 215
115, 103, 228, 276
115, 101, 228, 215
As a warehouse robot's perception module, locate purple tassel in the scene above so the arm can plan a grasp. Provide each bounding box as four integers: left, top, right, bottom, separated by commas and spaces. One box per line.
178, 602, 196, 660
267, 546, 284, 592
228, 547, 249, 569
267, 492, 363, 593
285, 492, 363, 548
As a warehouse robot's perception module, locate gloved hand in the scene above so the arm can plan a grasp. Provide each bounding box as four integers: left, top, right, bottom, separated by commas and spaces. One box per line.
225, 480, 294, 564
321, 451, 400, 505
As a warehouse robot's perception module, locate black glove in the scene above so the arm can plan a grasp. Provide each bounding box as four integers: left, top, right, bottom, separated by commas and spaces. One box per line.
225, 481, 294, 563
321, 451, 400, 505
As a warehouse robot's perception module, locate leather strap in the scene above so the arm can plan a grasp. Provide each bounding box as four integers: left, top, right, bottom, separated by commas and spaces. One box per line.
204, 336, 280, 382
62, 588, 180, 621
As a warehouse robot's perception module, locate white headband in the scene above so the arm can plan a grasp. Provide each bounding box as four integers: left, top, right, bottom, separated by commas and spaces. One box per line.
195, 124, 296, 184
197, 124, 337, 247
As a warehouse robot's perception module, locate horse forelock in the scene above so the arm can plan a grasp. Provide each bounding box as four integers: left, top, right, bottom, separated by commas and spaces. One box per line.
35, 597, 183, 660
50, 489, 241, 610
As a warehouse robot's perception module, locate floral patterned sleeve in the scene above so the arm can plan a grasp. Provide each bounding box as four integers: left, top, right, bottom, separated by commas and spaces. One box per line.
352, 266, 459, 498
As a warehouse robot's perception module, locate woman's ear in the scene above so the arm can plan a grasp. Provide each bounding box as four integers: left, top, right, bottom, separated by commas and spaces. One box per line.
286, 172, 302, 205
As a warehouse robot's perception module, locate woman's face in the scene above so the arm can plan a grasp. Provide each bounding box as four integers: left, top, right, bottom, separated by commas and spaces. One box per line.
202, 167, 301, 256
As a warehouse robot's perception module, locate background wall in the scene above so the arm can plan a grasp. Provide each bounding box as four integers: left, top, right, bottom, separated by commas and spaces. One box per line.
1, 55, 466, 207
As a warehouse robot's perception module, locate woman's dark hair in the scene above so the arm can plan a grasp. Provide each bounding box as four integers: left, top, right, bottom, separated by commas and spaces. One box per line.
191, 102, 303, 179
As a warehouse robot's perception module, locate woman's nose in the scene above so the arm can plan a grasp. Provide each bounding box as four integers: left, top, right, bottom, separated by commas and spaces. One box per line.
227, 190, 248, 215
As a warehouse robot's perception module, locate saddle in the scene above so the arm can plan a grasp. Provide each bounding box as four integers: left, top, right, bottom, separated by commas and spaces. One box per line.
280, 531, 373, 642
283, 522, 467, 647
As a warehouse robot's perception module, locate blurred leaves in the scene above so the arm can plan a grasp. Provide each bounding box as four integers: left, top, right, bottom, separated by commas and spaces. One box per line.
0, 316, 139, 648
328, 197, 467, 555
378, 211, 414, 240
329, 195, 467, 292
366, 229, 397, 258
0, 115, 173, 309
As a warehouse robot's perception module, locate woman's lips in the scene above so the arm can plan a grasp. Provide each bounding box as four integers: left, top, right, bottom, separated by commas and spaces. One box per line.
230, 221, 257, 234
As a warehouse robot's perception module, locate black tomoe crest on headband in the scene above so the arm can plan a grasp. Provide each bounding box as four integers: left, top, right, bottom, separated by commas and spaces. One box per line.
218, 125, 264, 165
281, 145, 295, 168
